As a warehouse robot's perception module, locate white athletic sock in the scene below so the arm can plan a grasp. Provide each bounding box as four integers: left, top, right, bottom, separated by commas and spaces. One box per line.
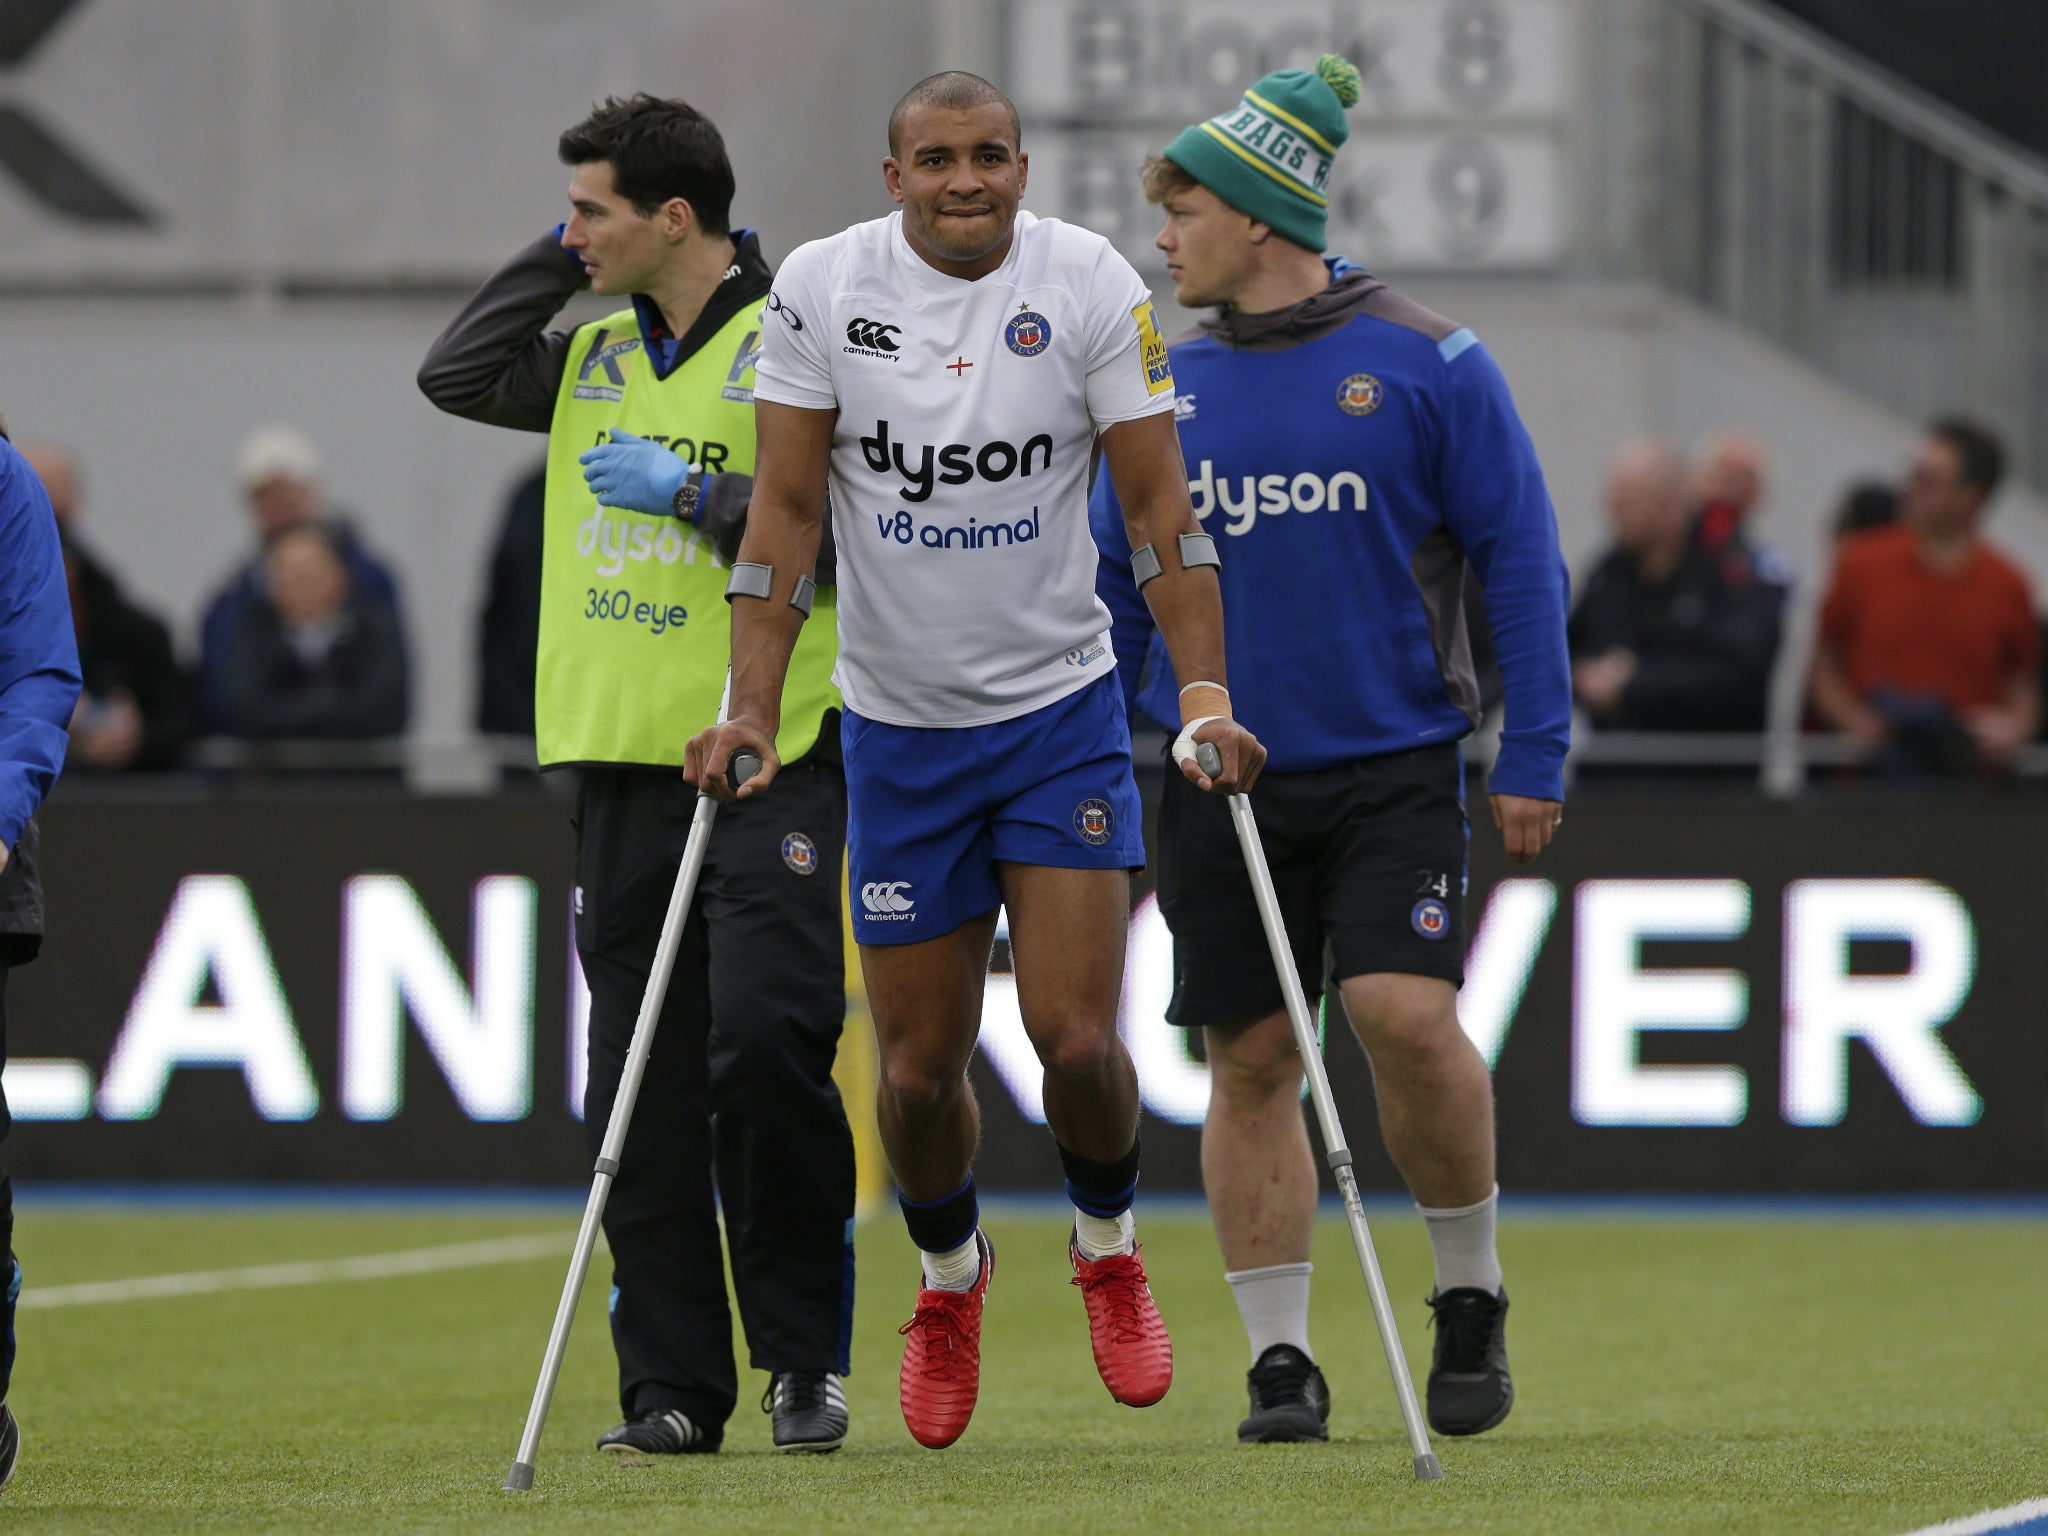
1073, 1207, 1134, 1261
1418, 1185, 1503, 1295
920, 1232, 982, 1293
1225, 1262, 1313, 1363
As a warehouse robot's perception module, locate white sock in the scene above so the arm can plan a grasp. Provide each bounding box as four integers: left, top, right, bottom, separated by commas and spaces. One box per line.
1073, 1207, 1134, 1260
1225, 1262, 1313, 1363
1419, 1185, 1503, 1295
920, 1232, 981, 1292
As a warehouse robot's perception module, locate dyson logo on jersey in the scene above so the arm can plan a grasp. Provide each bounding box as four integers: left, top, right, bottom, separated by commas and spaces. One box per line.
1187, 459, 1369, 537
860, 419, 1054, 504
576, 505, 717, 579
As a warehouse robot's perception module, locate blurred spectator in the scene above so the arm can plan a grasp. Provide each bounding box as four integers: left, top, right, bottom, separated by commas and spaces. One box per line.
1691, 428, 1795, 602
1831, 479, 1899, 544
1569, 437, 1781, 731
220, 524, 409, 739
475, 464, 544, 737
198, 426, 407, 730
20, 442, 195, 772
1811, 420, 2038, 774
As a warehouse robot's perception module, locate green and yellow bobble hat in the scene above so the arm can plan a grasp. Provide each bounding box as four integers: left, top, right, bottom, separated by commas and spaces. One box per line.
1161, 54, 1364, 253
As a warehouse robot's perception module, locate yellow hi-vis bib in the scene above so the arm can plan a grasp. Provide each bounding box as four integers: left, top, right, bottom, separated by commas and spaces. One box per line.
536, 306, 839, 769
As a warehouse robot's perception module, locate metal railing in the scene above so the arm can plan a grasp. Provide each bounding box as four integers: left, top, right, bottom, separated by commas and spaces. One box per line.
1656, 0, 2048, 486
1559, 729, 2048, 793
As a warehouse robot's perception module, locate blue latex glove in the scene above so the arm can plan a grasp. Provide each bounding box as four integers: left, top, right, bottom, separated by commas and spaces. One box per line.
578, 430, 690, 515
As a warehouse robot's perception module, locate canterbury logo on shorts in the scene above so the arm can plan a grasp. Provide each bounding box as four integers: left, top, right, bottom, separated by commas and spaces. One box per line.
861, 880, 916, 919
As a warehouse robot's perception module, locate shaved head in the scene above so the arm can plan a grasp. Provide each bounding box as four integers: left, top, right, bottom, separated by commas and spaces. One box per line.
1606, 436, 1689, 556
888, 71, 1020, 158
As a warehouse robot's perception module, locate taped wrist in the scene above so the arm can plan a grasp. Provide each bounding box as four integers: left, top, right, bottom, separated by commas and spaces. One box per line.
1178, 681, 1230, 720
1130, 531, 1221, 588
724, 562, 816, 618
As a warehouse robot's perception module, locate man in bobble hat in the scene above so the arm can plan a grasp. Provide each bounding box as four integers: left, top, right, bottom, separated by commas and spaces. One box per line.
1092, 55, 1571, 1446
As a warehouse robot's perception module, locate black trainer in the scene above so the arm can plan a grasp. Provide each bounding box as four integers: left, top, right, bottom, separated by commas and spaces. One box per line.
763, 1371, 848, 1453
1237, 1344, 1330, 1444
595, 1406, 720, 1456
0, 1401, 17, 1491
1425, 1286, 1513, 1436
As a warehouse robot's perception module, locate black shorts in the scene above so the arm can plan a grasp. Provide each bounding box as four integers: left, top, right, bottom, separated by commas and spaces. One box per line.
1155, 742, 1468, 1031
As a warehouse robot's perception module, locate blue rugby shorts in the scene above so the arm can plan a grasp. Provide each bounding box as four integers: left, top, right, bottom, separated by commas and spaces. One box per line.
842, 674, 1144, 945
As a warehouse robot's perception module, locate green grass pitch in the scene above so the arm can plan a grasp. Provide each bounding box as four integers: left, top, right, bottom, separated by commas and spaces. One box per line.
5, 1203, 2044, 1534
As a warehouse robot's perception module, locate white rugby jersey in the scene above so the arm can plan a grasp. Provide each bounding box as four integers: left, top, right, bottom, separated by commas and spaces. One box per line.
754, 209, 1176, 727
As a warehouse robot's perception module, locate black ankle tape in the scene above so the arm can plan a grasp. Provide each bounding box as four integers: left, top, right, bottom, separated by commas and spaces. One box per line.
898, 1175, 978, 1254
1057, 1132, 1141, 1219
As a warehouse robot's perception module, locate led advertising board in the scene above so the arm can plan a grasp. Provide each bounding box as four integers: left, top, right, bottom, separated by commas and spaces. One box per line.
7, 789, 2042, 1191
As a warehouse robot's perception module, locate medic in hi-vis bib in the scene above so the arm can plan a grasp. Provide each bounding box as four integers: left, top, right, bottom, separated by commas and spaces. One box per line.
419, 94, 857, 1462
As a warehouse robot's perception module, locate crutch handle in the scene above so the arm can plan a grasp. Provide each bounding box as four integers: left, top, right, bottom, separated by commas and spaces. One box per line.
728, 749, 763, 788
1195, 741, 1224, 780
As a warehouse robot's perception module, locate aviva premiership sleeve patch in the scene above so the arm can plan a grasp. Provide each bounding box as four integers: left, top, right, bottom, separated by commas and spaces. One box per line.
1133, 301, 1174, 396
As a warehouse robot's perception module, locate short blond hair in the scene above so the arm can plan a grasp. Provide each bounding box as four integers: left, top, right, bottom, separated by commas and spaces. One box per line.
1140, 154, 1202, 205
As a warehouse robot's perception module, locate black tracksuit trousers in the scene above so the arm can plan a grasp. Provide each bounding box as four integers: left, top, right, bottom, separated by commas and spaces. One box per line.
574, 752, 855, 1433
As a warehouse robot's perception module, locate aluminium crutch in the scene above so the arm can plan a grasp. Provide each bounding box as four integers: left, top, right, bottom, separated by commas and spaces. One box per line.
1196, 742, 1444, 1481
503, 696, 761, 1493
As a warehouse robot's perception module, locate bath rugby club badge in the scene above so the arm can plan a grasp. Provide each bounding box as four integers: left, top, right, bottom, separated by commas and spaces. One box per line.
1073, 799, 1113, 846
1411, 898, 1449, 939
1006, 306, 1051, 356
782, 832, 819, 875
1338, 373, 1383, 416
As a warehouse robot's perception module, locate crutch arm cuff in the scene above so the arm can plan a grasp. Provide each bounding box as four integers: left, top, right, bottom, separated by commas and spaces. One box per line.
1131, 532, 1223, 588
726, 562, 817, 617
725, 563, 772, 602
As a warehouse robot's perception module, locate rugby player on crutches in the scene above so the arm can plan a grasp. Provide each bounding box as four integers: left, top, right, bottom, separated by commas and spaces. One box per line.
689, 71, 1265, 1453
1091, 56, 1571, 1459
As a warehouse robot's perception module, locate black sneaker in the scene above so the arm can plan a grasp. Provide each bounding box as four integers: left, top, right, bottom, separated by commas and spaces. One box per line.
596, 1406, 720, 1455
0, 1401, 17, 1491
763, 1371, 848, 1453
1237, 1344, 1330, 1443
1425, 1286, 1513, 1436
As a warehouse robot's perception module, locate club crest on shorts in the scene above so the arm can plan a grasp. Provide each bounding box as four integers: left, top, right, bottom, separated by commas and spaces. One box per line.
1073, 798, 1113, 846
1338, 373, 1383, 416
781, 832, 819, 875
1411, 897, 1450, 939
1005, 306, 1051, 357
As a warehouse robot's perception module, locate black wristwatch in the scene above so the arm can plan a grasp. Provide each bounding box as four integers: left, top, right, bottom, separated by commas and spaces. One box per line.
670, 468, 708, 523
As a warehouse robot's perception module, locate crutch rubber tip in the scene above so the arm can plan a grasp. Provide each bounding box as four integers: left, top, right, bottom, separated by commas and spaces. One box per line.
1414, 1452, 1445, 1481
729, 750, 763, 788
504, 1462, 536, 1492
1195, 742, 1223, 779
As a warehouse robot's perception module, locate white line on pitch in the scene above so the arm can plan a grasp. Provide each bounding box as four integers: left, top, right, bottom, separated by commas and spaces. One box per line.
22, 1232, 582, 1309
1899, 1497, 2048, 1536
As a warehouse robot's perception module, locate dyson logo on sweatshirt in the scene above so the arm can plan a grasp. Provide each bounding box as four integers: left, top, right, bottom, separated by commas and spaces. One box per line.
1187, 459, 1368, 537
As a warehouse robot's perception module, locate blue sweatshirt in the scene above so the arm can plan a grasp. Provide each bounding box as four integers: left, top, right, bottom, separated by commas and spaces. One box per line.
0, 439, 81, 850
1090, 265, 1571, 800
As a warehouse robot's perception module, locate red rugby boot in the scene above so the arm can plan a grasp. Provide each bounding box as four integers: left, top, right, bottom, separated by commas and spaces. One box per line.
897, 1231, 993, 1449
1069, 1232, 1173, 1407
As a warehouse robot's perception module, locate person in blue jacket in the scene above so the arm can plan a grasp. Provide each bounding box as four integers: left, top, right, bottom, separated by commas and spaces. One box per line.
0, 416, 85, 1491
1091, 57, 1570, 1446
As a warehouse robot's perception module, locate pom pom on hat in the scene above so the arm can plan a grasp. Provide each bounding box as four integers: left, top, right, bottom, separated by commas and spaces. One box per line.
1316, 54, 1363, 109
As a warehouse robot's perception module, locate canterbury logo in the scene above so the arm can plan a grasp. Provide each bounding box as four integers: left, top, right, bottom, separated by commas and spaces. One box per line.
846, 318, 902, 352
861, 881, 915, 914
